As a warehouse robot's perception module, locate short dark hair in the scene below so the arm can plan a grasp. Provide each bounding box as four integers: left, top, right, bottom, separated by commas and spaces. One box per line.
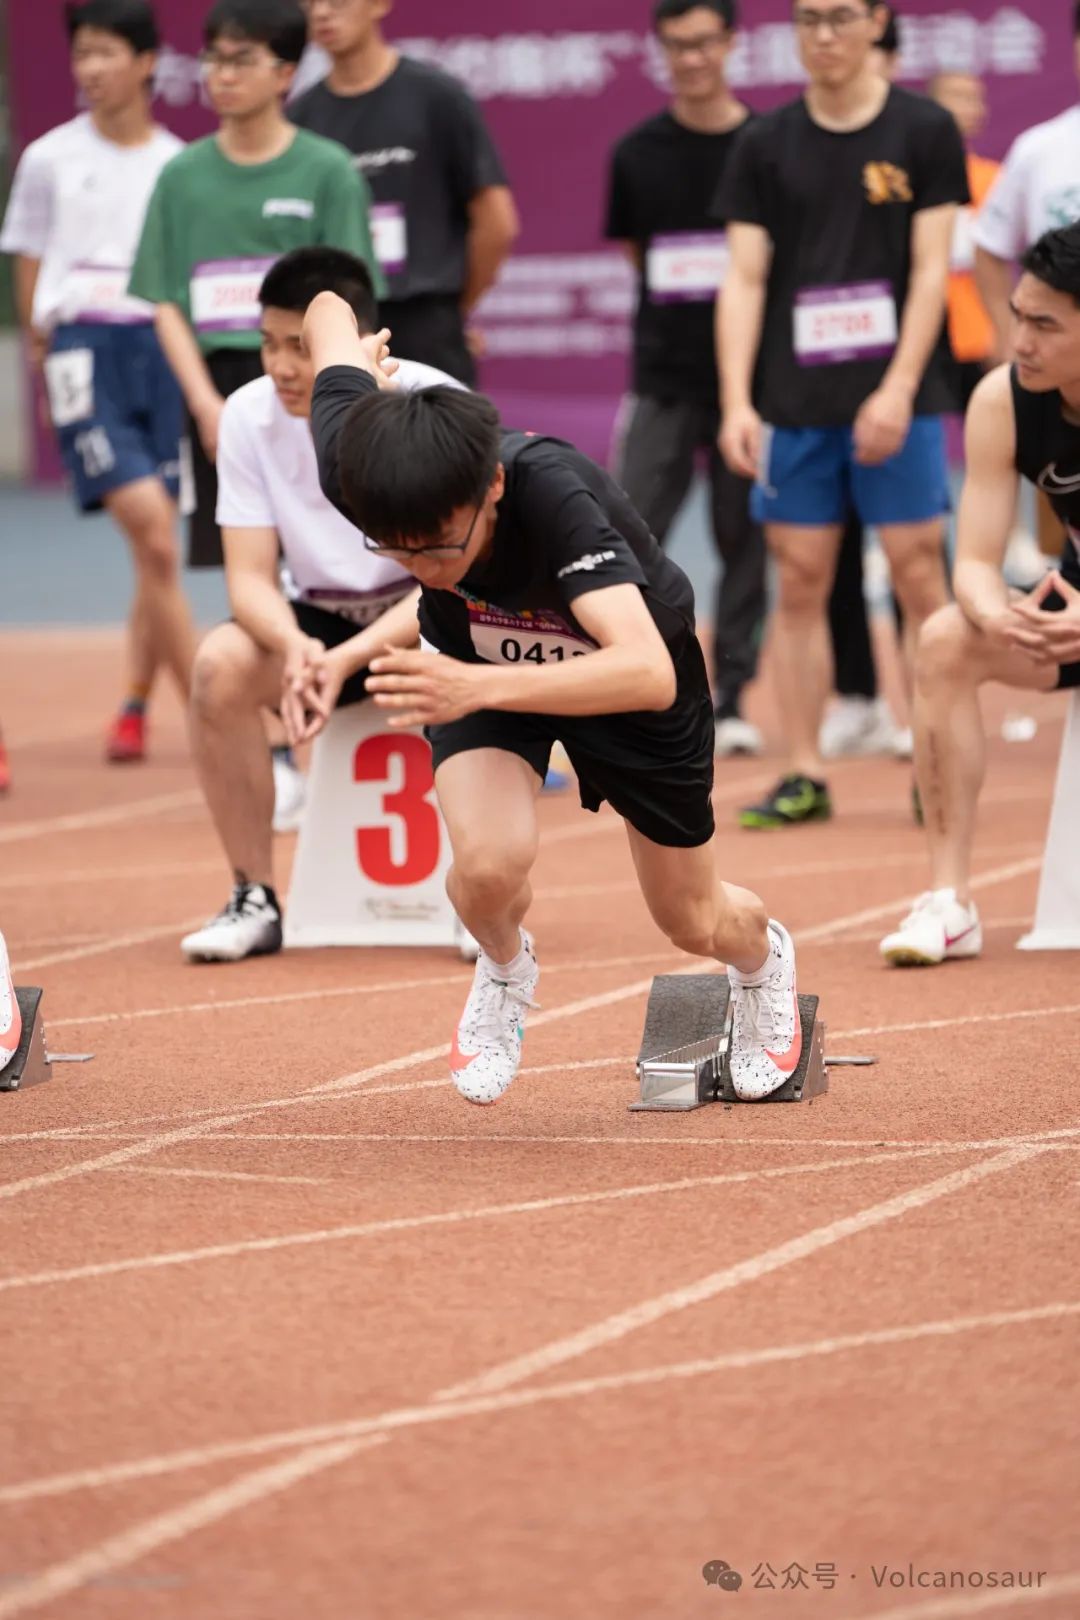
337, 391, 503, 547
259, 249, 378, 332
203, 0, 307, 64
878, 6, 901, 57
1021, 223, 1080, 308
1075, 1, 1080, 39
653, 0, 737, 32
65, 0, 159, 52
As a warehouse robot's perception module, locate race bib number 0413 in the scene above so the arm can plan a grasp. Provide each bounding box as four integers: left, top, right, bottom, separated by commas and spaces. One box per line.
468, 607, 594, 665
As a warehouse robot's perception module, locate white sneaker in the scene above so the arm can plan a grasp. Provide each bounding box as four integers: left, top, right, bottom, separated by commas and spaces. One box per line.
1003, 528, 1050, 591
714, 716, 764, 758
181, 883, 283, 963
0, 931, 22, 1074
820, 696, 902, 759
893, 726, 914, 760
727, 920, 802, 1101
451, 930, 540, 1105
880, 889, 982, 968
272, 753, 306, 834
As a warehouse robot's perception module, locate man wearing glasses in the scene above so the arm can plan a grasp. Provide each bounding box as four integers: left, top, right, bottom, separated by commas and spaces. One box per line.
181, 248, 461, 963
605, 0, 766, 761
295, 292, 805, 1109
291, 0, 517, 386
718, 1, 968, 828
128, 0, 382, 577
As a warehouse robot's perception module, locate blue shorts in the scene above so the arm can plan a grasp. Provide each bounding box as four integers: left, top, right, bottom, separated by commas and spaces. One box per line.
751, 416, 950, 528
45, 324, 183, 513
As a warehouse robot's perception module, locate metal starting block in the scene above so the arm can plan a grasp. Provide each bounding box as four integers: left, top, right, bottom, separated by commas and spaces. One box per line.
630, 974, 875, 1112
0, 988, 94, 1094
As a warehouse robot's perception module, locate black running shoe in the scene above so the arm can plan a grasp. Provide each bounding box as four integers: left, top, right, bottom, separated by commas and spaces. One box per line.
739, 774, 833, 829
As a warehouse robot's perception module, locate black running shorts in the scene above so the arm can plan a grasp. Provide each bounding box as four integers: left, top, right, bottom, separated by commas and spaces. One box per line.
426, 635, 717, 849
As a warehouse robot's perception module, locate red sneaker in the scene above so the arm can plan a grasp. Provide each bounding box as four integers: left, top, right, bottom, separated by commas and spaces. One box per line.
105, 709, 146, 763
0, 741, 10, 794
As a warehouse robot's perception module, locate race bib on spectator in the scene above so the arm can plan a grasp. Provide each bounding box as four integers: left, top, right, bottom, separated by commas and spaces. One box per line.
469, 605, 595, 665
646, 232, 729, 303
302, 587, 413, 628
44, 347, 94, 427
371, 204, 408, 276
66, 265, 149, 325
793, 282, 898, 366
190, 257, 276, 332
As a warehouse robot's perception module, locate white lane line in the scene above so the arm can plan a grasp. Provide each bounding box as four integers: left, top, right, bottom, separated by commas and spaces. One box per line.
0, 861, 220, 894
852, 1574, 1080, 1619
111, 1166, 329, 1188
20, 918, 205, 973
0, 1436, 388, 1620
833, 1002, 1080, 1041
533, 845, 1042, 902
0, 1143, 1012, 1296
436, 1145, 1045, 1401
0, 790, 202, 847
0, 854, 1040, 1203
45, 951, 682, 1034
1, 1299, 1075, 1509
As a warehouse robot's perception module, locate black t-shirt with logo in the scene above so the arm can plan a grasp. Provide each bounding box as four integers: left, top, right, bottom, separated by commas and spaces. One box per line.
605, 110, 751, 406
717, 87, 969, 428
309, 365, 698, 663
1011, 368, 1080, 588
290, 58, 508, 302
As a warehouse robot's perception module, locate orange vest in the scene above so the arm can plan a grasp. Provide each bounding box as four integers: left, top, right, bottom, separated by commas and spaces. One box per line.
947, 153, 1000, 364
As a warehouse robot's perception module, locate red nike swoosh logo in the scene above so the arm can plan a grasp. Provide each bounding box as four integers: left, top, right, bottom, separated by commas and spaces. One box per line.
945, 924, 978, 948
764, 985, 803, 1075
450, 1032, 478, 1071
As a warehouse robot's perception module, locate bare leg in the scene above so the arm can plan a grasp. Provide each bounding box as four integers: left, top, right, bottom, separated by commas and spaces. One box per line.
625, 826, 769, 974
105, 478, 198, 699
189, 624, 285, 888
767, 523, 844, 778
878, 518, 951, 702
126, 586, 158, 702
435, 748, 541, 964
913, 606, 1057, 900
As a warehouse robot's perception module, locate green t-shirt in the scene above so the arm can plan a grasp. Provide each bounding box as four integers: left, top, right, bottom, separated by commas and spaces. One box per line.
128, 127, 384, 351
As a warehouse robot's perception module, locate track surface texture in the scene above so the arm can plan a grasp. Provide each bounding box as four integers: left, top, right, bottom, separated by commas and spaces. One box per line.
1, 629, 1078, 1620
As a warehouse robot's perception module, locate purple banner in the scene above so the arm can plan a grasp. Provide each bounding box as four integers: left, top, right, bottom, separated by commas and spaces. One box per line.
8, 1, 1076, 475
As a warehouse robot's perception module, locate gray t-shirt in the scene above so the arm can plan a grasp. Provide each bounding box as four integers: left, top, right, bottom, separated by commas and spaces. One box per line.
290, 57, 508, 303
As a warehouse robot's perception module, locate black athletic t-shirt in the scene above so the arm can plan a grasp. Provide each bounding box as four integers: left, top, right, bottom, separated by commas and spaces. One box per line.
309, 366, 698, 662
290, 59, 508, 302
717, 87, 969, 428
605, 110, 750, 405
1011, 369, 1080, 589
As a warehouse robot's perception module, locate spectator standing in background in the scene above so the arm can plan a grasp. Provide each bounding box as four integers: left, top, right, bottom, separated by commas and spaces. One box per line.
606, 0, 766, 758
928, 71, 998, 413
128, 0, 382, 577
719, 0, 967, 829
822, 1, 909, 763
0, 0, 197, 765
291, 0, 518, 385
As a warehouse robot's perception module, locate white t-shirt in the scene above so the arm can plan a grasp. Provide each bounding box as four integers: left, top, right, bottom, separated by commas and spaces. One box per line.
0, 114, 183, 332
974, 105, 1080, 260
216, 360, 464, 619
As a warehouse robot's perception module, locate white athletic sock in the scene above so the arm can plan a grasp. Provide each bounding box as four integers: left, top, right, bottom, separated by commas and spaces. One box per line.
485, 932, 532, 980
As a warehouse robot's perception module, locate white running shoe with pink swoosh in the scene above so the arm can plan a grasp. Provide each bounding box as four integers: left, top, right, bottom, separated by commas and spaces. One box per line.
0, 931, 22, 1075
880, 889, 983, 968
727, 920, 802, 1101
451, 930, 539, 1105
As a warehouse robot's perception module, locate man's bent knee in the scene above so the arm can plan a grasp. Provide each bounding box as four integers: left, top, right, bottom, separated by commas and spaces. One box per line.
190, 627, 265, 718
916, 606, 980, 690
450, 846, 533, 912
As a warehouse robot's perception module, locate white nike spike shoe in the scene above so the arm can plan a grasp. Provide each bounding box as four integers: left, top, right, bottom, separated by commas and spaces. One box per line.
880, 890, 982, 968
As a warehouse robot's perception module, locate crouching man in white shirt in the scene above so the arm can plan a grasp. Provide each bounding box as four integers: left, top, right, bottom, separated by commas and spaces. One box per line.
182, 247, 462, 962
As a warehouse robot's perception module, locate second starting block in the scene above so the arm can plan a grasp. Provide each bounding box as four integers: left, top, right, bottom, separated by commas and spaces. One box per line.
630, 974, 875, 1112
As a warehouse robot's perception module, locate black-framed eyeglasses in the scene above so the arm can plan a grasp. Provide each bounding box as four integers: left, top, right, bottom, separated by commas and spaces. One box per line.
658, 30, 729, 57
362, 501, 483, 559
199, 48, 284, 75
793, 5, 872, 35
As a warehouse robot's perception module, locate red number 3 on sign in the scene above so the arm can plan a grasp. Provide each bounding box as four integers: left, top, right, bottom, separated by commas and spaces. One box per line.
353, 734, 441, 886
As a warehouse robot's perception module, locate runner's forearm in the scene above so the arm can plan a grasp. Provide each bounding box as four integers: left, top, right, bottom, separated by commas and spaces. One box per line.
953, 557, 1011, 630
461, 188, 519, 313
719, 266, 765, 412
227, 572, 303, 657
476, 644, 676, 716
336, 588, 421, 676
153, 303, 221, 416
13, 256, 40, 335
883, 255, 950, 398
